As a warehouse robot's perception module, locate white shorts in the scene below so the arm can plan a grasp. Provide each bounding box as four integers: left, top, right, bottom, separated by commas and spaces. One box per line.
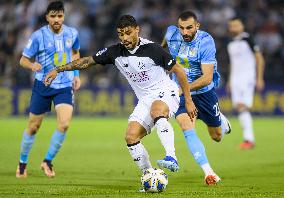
128, 88, 180, 133
230, 81, 255, 108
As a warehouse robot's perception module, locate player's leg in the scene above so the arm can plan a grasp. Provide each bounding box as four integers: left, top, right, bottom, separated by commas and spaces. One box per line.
231, 83, 255, 149
125, 121, 152, 173
41, 87, 74, 177
195, 89, 231, 142
176, 96, 220, 185
16, 83, 50, 178
151, 98, 179, 172
16, 113, 45, 178
236, 104, 255, 149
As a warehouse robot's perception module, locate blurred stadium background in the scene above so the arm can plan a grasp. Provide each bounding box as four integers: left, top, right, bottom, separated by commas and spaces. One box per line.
0, 0, 284, 197
0, 0, 284, 116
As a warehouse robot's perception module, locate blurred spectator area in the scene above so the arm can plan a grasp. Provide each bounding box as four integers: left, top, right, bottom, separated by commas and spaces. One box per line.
0, 0, 283, 88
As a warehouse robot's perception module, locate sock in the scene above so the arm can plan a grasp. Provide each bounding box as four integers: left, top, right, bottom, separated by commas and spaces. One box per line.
127, 142, 152, 173
220, 113, 229, 137
44, 130, 66, 161
238, 111, 254, 142
20, 131, 36, 163
155, 117, 177, 160
184, 129, 213, 175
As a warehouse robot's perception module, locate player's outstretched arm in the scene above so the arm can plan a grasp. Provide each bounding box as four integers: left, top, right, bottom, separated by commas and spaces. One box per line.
170, 63, 198, 121
44, 56, 95, 86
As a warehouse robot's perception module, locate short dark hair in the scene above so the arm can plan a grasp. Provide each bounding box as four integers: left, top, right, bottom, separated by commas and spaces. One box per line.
46, 1, 64, 15
229, 16, 243, 22
116, 15, 138, 29
178, 10, 197, 21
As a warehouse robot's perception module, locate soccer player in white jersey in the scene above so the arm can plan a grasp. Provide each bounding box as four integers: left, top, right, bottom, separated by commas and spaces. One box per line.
162, 10, 232, 185
16, 1, 81, 178
44, 15, 197, 184
227, 17, 265, 149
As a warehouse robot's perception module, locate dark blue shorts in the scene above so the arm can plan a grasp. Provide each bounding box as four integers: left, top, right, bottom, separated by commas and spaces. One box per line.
175, 88, 221, 127
29, 80, 73, 115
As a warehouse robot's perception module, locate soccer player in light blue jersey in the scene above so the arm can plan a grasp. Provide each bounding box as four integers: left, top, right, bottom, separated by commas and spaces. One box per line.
162, 10, 231, 185
16, 1, 81, 178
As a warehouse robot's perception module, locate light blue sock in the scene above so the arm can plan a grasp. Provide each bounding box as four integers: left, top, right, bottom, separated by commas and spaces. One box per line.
183, 129, 208, 166
20, 131, 35, 163
45, 130, 66, 161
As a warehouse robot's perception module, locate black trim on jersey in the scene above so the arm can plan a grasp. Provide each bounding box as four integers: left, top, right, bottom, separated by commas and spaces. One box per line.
242, 36, 258, 53
92, 41, 176, 71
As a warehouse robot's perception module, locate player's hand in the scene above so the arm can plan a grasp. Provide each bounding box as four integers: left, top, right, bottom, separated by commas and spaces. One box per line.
73, 76, 81, 91
31, 62, 42, 72
44, 69, 58, 86
256, 78, 265, 92
185, 99, 198, 122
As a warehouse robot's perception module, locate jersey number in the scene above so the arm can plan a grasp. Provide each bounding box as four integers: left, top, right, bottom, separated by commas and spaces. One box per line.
213, 102, 220, 117
176, 56, 190, 68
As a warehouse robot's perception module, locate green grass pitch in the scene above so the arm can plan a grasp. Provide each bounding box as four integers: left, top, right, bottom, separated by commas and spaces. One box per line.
0, 117, 283, 197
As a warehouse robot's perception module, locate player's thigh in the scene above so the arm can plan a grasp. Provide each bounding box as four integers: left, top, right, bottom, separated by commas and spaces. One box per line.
125, 121, 148, 144
176, 113, 196, 131
53, 87, 74, 130
27, 112, 45, 134
150, 89, 180, 119
129, 99, 152, 133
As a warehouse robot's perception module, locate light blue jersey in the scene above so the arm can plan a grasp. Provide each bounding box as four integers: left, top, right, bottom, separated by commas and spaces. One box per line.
165, 25, 220, 95
23, 25, 80, 89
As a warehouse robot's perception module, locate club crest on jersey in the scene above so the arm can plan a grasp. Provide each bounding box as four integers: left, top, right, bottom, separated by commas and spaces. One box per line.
189, 48, 197, 57
66, 39, 72, 48
96, 48, 107, 56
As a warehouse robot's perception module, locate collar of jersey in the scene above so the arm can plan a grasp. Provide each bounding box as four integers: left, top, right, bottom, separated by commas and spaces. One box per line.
127, 38, 141, 54
47, 24, 64, 36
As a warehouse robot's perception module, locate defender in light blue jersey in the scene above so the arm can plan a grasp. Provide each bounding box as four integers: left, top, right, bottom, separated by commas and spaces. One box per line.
16, 1, 81, 178
162, 11, 231, 185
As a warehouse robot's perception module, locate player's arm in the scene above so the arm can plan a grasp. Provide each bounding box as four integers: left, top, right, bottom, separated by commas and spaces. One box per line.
170, 63, 198, 120
190, 63, 214, 91
255, 50, 265, 91
44, 56, 95, 86
19, 56, 42, 72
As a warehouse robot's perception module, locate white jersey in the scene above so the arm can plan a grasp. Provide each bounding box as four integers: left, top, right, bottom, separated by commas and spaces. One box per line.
93, 37, 178, 99
227, 32, 260, 85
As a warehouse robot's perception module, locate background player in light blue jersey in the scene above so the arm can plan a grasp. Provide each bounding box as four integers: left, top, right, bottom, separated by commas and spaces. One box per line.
16, 1, 81, 178
162, 10, 231, 185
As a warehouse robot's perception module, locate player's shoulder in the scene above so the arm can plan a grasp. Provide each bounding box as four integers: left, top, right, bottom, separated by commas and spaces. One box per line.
63, 25, 79, 35
165, 25, 179, 40
198, 30, 215, 46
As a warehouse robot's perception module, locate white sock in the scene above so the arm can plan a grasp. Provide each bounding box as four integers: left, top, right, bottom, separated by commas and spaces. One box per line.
201, 163, 214, 176
127, 142, 152, 173
220, 112, 230, 137
238, 111, 255, 142
155, 118, 177, 160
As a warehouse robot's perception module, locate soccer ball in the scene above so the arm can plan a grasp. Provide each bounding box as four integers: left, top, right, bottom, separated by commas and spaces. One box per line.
141, 168, 168, 193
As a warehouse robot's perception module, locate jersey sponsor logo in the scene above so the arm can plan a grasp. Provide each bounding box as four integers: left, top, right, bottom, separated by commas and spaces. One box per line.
96, 48, 107, 56
54, 52, 67, 66
125, 71, 150, 83
176, 56, 190, 68
26, 39, 32, 49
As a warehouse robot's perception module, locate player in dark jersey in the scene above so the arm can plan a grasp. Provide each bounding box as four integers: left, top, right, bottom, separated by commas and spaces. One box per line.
44, 15, 197, 188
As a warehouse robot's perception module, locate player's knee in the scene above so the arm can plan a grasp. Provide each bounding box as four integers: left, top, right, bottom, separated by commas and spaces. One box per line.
211, 133, 222, 142
58, 121, 70, 132
125, 133, 138, 144
27, 123, 41, 135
